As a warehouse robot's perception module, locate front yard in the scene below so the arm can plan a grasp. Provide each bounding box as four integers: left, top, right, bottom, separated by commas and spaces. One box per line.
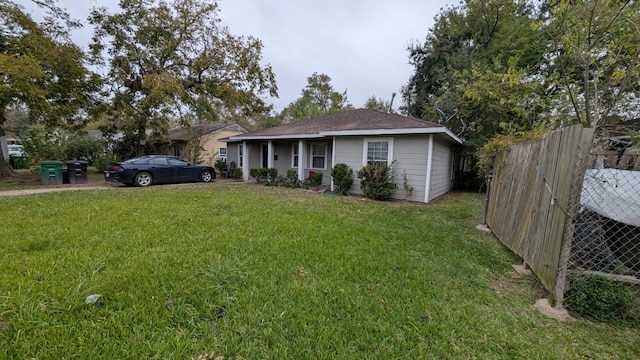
0, 183, 638, 358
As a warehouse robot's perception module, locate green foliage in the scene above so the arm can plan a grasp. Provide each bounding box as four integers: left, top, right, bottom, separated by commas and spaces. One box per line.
475, 129, 544, 178
284, 169, 301, 188
0, 1, 97, 128
357, 161, 397, 201
214, 159, 228, 175
402, 169, 414, 199
92, 153, 120, 173
250, 167, 278, 184
250, 167, 267, 182
64, 133, 101, 162
330, 163, 353, 195
566, 275, 637, 324
231, 167, 243, 179
404, 0, 640, 140
21, 125, 65, 163
88, 0, 278, 148
22, 126, 102, 164
182, 139, 206, 164
310, 171, 323, 187
278, 72, 352, 122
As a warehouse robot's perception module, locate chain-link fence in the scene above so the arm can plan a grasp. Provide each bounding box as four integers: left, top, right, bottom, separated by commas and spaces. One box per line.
562, 123, 640, 324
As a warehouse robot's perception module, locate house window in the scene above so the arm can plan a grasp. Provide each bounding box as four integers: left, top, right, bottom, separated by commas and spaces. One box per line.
363, 138, 393, 165
292, 144, 299, 168
307, 143, 327, 170
219, 147, 227, 163
238, 144, 243, 167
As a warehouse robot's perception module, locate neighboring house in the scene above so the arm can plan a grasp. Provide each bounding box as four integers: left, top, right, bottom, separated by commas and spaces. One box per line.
224, 109, 463, 203
169, 123, 248, 166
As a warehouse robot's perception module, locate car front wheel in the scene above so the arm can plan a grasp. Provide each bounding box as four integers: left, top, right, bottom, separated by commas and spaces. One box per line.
134, 172, 153, 187
200, 170, 213, 183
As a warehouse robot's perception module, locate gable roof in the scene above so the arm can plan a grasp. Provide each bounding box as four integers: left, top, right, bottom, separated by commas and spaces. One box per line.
169, 123, 248, 141
227, 109, 462, 144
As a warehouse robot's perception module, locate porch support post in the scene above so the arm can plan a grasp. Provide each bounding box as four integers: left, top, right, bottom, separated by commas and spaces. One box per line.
297, 140, 304, 180
242, 140, 249, 181
267, 140, 273, 168
331, 136, 336, 192
424, 135, 434, 203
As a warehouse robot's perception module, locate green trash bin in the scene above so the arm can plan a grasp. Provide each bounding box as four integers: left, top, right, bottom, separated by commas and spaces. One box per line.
40, 160, 64, 185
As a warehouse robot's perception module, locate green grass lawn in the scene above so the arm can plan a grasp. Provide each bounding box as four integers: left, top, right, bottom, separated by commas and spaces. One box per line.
1, 184, 639, 359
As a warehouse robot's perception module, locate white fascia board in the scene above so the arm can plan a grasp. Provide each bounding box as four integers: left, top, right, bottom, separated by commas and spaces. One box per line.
320, 127, 463, 144
225, 134, 324, 141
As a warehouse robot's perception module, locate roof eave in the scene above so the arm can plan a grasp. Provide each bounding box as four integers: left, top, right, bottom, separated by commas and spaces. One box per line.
321, 127, 463, 144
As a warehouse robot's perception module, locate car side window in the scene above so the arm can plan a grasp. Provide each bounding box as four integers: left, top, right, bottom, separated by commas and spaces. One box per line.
148, 158, 168, 165
168, 158, 189, 166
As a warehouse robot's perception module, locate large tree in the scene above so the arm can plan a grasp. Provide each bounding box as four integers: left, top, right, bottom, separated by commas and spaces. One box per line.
89, 0, 278, 153
0, 0, 97, 176
279, 72, 352, 122
403, 0, 545, 140
540, 0, 640, 127
405, 0, 640, 140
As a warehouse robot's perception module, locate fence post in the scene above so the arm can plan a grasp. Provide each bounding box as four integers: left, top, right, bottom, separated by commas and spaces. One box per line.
553, 128, 594, 308
482, 174, 493, 225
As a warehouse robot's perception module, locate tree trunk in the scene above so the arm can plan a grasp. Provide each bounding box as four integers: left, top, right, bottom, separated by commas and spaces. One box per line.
0, 108, 17, 178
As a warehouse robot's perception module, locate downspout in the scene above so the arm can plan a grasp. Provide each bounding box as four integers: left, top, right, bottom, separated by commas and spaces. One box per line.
424, 135, 434, 203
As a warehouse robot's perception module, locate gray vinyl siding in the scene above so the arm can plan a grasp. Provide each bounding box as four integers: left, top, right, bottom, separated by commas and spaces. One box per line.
333, 137, 364, 195
270, 142, 294, 176
334, 135, 429, 201
392, 135, 429, 202
429, 136, 454, 201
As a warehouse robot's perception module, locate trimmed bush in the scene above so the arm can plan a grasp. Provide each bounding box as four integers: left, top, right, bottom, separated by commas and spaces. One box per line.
331, 163, 353, 195
250, 167, 268, 182
357, 161, 397, 200
231, 168, 243, 179
566, 275, 637, 323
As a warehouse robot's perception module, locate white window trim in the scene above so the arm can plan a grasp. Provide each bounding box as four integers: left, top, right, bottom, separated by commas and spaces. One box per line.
219, 147, 227, 162
362, 137, 394, 166
291, 143, 299, 168
306, 142, 328, 170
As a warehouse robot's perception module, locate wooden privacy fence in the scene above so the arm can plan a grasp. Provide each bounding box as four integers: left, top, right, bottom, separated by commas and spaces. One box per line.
486, 125, 594, 304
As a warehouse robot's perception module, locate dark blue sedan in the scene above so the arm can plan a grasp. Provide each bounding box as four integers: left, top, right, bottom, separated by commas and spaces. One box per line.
104, 155, 216, 187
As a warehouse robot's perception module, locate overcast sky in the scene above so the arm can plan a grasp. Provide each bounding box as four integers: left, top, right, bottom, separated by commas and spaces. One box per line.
16, 0, 457, 112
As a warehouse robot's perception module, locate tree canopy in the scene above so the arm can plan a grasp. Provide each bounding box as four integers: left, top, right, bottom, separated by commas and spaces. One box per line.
403, 0, 640, 142
0, 0, 97, 176
279, 72, 352, 123
88, 0, 278, 150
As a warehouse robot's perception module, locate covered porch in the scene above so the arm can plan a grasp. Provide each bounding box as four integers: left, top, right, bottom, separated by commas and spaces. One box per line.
226, 137, 334, 185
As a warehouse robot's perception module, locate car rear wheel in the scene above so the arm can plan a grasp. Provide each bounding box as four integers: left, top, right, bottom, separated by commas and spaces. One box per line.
134, 172, 153, 187
200, 169, 213, 183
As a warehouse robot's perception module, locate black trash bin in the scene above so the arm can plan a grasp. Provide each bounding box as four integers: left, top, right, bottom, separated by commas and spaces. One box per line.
66, 160, 88, 184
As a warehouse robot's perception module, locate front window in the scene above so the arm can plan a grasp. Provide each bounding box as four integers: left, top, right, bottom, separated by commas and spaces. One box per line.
292, 144, 299, 167
238, 144, 243, 167
363, 138, 393, 165
219, 147, 227, 163
307, 143, 327, 169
